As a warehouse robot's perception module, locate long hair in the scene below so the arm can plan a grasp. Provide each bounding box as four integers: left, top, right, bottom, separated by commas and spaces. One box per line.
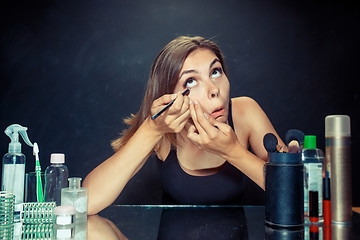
111, 36, 227, 151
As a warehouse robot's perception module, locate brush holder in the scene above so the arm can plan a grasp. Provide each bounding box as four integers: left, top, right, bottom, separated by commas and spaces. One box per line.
265, 152, 304, 229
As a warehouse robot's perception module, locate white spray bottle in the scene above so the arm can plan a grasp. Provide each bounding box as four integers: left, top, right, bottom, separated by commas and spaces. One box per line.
1, 124, 34, 211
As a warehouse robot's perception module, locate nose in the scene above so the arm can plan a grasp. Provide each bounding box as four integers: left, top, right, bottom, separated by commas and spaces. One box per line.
208, 80, 220, 99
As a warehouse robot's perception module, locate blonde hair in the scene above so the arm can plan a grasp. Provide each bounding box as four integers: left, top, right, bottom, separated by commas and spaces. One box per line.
111, 36, 227, 151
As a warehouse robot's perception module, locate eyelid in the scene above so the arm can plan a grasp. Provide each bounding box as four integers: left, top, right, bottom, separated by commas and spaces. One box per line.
211, 67, 223, 77
213, 67, 223, 72
183, 77, 197, 88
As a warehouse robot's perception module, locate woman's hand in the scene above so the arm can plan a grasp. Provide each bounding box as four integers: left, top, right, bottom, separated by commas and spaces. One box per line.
150, 92, 191, 134
187, 100, 242, 158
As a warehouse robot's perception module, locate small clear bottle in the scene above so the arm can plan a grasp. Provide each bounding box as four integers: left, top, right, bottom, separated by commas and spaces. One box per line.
302, 135, 324, 222
61, 178, 87, 223
53, 205, 76, 240
44, 153, 69, 206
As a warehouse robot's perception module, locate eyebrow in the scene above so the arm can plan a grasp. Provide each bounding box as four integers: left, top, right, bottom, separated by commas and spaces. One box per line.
178, 58, 220, 80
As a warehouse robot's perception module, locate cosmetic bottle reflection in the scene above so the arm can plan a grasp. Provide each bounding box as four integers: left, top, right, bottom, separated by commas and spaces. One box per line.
265, 226, 304, 240
332, 224, 352, 240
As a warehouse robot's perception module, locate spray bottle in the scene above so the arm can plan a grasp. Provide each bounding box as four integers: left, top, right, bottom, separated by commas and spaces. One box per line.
1, 124, 34, 211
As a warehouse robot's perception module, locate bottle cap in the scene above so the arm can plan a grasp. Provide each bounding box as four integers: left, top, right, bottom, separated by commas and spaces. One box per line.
68, 177, 82, 188
5, 124, 34, 153
303, 135, 317, 149
50, 153, 65, 163
8, 142, 21, 153
325, 115, 351, 137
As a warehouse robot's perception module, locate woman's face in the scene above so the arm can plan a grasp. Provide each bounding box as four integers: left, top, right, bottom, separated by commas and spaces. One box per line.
173, 48, 230, 123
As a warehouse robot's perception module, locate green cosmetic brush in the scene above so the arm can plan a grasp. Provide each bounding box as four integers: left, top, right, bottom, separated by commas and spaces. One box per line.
33, 142, 44, 202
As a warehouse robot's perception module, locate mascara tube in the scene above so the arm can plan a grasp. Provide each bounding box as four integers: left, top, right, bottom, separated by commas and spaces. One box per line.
323, 172, 331, 226
325, 115, 352, 224
309, 191, 319, 223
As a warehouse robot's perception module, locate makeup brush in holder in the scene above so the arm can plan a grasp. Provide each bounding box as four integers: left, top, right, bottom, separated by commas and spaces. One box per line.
264, 130, 304, 229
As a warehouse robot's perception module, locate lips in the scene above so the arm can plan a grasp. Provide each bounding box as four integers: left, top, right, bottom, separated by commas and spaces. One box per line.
210, 107, 225, 119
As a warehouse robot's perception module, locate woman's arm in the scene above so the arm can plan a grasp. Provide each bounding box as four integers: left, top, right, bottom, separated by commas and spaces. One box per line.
232, 97, 285, 161
83, 118, 163, 215
83, 92, 190, 215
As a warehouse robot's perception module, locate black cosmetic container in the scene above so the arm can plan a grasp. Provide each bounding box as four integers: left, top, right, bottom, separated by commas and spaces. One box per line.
265, 152, 304, 229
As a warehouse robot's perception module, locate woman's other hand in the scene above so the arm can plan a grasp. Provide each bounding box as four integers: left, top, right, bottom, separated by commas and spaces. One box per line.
187, 100, 243, 158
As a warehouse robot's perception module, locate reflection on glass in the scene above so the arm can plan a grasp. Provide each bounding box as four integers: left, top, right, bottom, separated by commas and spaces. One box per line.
87, 206, 248, 240
304, 224, 323, 240
266, 222, 354, 240
87, 215, 127, 240
157, 207, 248, 240
74, 222, 87, 240
332, 224, 352, 240
265, 226, 304, 240
5, 219, 88, 239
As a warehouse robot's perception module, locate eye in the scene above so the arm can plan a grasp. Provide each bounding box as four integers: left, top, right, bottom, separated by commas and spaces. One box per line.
211, 67, 223, 78
183, 78, 198, 88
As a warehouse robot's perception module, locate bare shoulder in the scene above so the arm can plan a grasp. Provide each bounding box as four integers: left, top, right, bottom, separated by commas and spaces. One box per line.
231, 96, 281, 160
231, 96, 271, 135
231, 97, 263, 121
230, 97, 263, 146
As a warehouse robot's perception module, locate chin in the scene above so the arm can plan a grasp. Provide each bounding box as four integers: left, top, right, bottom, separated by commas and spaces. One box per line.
216, 115, 228, 124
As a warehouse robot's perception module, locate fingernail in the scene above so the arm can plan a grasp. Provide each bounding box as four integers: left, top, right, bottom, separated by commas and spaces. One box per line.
194, 100, 198, 105
189, 100, 192, 104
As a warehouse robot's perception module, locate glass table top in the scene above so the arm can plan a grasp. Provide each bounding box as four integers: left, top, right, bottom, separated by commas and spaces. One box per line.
2, 205, 359, 239
90, 205, 360, 240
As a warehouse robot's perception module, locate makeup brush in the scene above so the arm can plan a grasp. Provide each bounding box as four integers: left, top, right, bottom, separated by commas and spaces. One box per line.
151, 89, 190, 120
263, 133, 287, 153
285, 129, 305, 146
263, 133, 278, 153
285, 129, 305, 153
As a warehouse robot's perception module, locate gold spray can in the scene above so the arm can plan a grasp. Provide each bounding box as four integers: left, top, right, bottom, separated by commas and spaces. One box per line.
325, 115, 352, 224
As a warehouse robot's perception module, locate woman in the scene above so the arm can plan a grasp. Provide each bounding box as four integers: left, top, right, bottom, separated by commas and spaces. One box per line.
83, 36, 285, 215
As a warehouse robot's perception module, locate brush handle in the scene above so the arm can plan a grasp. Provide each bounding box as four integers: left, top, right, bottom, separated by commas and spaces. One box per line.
35, 161, 44, 202
151, 99, 175, 120
151, 89, 190, 120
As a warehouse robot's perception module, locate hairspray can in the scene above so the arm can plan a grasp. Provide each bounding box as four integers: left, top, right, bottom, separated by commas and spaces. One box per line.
325, 115, 352, 224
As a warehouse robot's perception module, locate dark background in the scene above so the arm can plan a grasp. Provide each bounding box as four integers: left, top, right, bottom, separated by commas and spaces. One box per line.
1, 0, 359, 205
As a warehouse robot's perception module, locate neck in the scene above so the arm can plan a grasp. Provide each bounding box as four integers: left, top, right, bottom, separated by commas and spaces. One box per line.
176, 130, 226, 171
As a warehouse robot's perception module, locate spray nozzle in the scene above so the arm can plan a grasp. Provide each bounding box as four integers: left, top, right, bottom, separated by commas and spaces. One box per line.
5, 124, 34, 153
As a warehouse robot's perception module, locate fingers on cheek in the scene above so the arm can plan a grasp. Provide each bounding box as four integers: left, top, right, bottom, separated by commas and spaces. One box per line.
181, 99, 190, 113
190, 101, 196, 115
184, 96, 190, 106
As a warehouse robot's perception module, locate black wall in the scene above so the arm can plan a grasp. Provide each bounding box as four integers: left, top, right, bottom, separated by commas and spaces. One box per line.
1, 0, 359, 205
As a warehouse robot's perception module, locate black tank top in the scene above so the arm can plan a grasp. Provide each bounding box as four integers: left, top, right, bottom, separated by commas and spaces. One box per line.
158, 100, 248, 204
